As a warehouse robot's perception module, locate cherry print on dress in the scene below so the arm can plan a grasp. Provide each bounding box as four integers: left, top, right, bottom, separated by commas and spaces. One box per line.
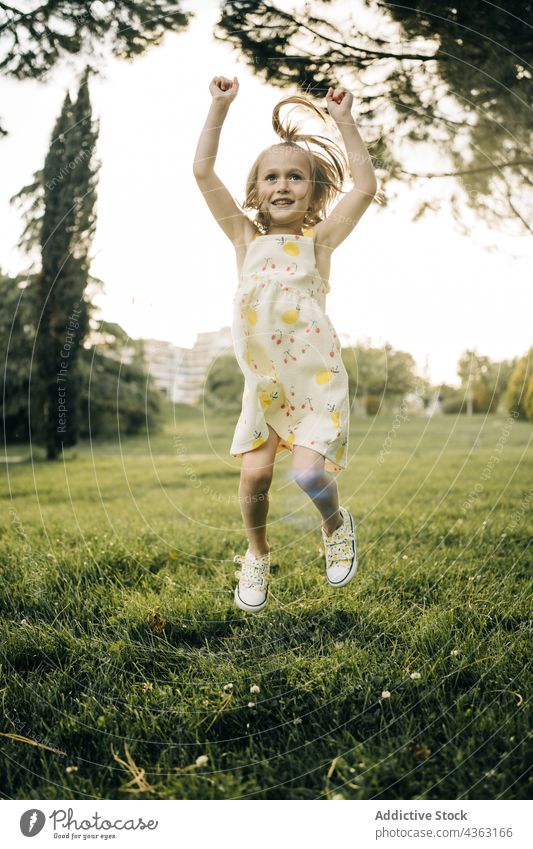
230, 229, 349, 473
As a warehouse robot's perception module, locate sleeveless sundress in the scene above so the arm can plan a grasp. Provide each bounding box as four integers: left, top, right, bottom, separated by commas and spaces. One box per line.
230, 227, 350, 473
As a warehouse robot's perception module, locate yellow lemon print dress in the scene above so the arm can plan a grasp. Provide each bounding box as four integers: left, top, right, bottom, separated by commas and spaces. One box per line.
230, 227, 350, 473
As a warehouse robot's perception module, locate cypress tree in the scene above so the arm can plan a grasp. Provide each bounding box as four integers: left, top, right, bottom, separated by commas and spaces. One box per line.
34, 68, 99, 459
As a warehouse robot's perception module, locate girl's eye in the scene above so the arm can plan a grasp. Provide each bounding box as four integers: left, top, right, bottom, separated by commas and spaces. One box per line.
264, 174, 302, 181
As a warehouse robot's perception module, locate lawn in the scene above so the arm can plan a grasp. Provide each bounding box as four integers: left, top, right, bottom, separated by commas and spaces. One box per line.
1, 404, 531, 799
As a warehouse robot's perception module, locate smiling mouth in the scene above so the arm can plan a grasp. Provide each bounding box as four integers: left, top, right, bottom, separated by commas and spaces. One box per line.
271, 199, 294, 206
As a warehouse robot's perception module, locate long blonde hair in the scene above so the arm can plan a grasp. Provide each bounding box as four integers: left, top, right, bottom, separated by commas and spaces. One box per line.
242, 94, 350, 234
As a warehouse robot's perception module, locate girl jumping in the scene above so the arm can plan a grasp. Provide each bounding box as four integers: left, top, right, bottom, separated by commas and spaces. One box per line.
193, 76, 377, 612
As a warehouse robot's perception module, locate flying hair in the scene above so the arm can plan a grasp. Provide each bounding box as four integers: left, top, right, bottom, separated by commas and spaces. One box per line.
242, 94, 351, 234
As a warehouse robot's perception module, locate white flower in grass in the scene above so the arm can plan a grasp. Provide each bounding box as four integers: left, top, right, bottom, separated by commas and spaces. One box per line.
381, 690, 391, 700
410, 671, 421, 680
450, 649, 460, 657
65, 765, 78, 773
402, 555, 408, 560
331, 793, 344, 800
195, 755, 209, 767
223, 683, 234, 692
250, 684, 260, 694
247, 701, 256, 709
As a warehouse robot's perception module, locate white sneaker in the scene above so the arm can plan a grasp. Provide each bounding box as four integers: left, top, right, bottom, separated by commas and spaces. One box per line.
233, 548, 270, 612
321, 507, 358, 587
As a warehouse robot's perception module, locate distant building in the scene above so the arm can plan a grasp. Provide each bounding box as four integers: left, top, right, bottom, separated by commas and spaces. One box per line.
141, 327, 234, 405
89, 321, 235, 405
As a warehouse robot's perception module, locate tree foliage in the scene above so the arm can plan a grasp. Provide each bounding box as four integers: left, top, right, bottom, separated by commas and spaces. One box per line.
0, 268, 164, 444
342, 342, 420, 410
0, 269, 35, 442
26, 68, 99, 457
78, 342, 164, 439
203, 352, 245, 413
505, 348, 533, 421
0, 0, 192, 134
215, 0, 532, 235
458, 350, 516, 414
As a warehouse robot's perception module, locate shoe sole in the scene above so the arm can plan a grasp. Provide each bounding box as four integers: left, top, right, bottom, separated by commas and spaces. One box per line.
326, 510, 358, 588
234, 584, 268, 612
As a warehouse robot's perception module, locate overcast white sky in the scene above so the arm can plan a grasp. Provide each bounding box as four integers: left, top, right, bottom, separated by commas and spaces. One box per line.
0, 0, 531, 386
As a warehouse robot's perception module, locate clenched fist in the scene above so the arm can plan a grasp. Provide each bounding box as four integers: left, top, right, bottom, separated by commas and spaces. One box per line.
209, 76, 239, 104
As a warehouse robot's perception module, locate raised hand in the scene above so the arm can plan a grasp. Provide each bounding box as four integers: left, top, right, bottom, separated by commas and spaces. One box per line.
209, 75, 239, 104
326, 86, 354, 122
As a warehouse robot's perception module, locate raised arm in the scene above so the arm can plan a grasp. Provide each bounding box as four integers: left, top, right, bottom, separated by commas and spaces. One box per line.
314, 87, 378, 252
193, 76, 251, 246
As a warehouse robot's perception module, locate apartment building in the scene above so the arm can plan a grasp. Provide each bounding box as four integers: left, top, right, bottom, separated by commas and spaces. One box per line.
142, 327, 234, 405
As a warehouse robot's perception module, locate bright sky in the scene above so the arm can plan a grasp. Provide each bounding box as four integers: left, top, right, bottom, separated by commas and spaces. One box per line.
0, 0, 531, 387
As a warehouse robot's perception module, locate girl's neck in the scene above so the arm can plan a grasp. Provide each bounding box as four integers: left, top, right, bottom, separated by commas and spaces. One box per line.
264, 225, 307, 236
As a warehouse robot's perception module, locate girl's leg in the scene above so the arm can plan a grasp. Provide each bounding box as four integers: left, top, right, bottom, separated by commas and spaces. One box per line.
291, 445, 343, 536
238, 424, 280, 557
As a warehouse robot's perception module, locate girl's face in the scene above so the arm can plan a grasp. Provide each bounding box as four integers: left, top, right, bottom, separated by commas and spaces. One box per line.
256, 149, 313, 231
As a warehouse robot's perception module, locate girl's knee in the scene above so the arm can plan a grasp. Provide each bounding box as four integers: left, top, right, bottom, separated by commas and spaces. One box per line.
291, 464, 326, 494
240, 463, 273, 493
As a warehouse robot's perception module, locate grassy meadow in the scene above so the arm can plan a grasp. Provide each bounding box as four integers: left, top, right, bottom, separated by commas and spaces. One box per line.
1, 403, 531, 800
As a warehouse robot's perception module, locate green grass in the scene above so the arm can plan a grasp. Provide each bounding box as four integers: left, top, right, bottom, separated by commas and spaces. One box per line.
1, 405, 531, 799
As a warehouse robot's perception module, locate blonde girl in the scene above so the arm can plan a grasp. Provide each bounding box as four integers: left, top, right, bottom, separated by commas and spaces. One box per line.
193, 76, 377, 611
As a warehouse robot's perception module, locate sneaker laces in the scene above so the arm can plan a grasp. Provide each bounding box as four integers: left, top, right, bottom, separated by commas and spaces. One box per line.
233, 551, 269, 591
323, 514, 356, 566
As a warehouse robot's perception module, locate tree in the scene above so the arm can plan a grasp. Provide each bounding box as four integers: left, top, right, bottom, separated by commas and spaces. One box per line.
458, 350, 488, 415
506, 348, 533, 421
342, 342, 418, 414
202, 352, 245, 413
0, 268, 34, 442
87, 318, 145, 368
23, 67, 99, 458
214, 0, 532, 236
439, 383, 467, 415
0, 0, 192, 135
0, 269, 165, 443
78, 340, 165, 439
457, 350, 516, 414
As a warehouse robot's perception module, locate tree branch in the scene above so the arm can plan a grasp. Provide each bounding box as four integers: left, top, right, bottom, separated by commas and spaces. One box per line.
400, 160, 533, 179
505, 184, 533, 236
